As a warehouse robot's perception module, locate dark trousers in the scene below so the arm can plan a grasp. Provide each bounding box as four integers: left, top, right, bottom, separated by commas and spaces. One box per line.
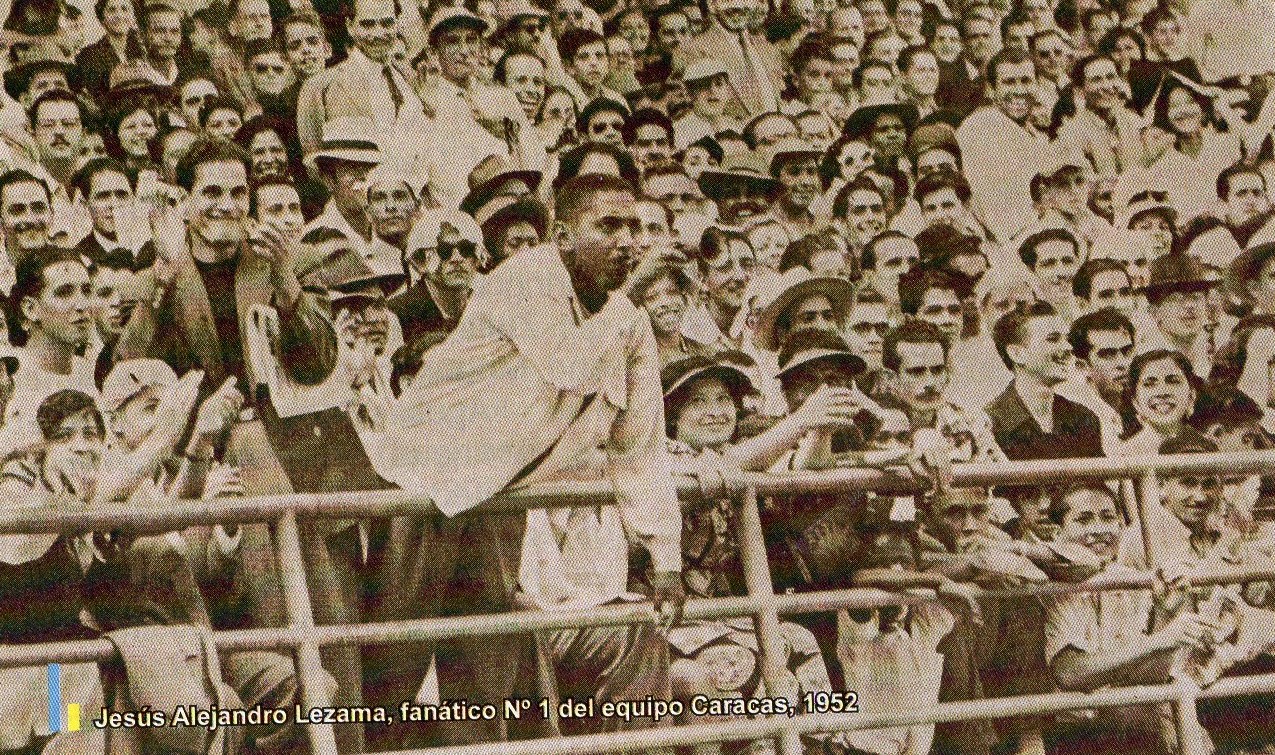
361, 509, 535, 750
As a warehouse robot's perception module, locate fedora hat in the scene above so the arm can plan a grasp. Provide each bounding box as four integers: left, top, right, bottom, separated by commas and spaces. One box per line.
1117, 190, 1177, 230
775, 329, 865, 381
753, 268, 855, 352
661, 351, 758, 400
295, 227, 404, 296
841, 102, 919, 143
427, 6, 489, 45
767, 136, 824, 178
698, 151, 782, 203
304, 118, 383, 173
1144, 253, 1216, 299
459, 154, 543, 218
2, 41, 71, 100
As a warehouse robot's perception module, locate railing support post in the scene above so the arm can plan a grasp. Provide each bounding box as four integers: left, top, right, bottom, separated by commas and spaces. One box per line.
1172, 678, 1210, 755
275, 509, 340, 755
736, 485, 804, 755
1138, 471, 1165, 571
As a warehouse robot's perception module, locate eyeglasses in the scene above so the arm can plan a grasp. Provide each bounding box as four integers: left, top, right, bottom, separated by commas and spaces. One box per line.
518, 20, 546, 34
252, 63, 287, 75
437, 240, 478, 261
850, 320, 890, 336
590, 119, 624, 135
183, 94, 215, 108
851, 202, 885, 215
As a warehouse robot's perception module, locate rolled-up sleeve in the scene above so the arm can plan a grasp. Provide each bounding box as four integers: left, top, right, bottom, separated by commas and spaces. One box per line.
606, 317, 682, 573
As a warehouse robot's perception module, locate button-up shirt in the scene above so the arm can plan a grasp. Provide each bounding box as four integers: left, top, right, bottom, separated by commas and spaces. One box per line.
368, 243, 681, 608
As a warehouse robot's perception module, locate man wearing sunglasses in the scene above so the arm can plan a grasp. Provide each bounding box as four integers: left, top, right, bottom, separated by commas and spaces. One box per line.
388, 207, 485, 346
366, 173, 683, 748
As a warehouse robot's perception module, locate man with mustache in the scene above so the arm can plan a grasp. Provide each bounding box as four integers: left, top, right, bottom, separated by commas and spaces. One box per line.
1059, 307, 1136, 455
986, 300, 1103, 460
0, 169, 57, 276
956, 47, 1051, 243
1142, 253, 1217, 379
28, 90, 82, 191
697, 152, 783, 232
675, 0, 784, 118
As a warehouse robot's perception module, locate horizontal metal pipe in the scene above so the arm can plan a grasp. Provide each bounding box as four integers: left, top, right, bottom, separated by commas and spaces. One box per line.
382, 672, 1275, 755
3, 450, 1275, 534
5, 565, 1274, 667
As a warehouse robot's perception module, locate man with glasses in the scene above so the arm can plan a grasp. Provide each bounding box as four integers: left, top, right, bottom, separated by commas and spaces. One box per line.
244, 39, 298, 121
642, 163, 702, 225
389, 208, 486, 346
578, 96, 629, 146
844, 286, 892, 395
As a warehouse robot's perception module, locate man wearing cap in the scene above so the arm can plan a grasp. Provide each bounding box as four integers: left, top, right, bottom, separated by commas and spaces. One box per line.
675, 0, 784, 119
698, 152, 783, 232
766, 136, 823, 239
422, 6, 545, 185
295, 0, 427, 158
957, 48, 1051, 243
363, 173, 683, 749
673, 58, 743, 149
388, 208, 486, 346
1141, 253, 1217, 377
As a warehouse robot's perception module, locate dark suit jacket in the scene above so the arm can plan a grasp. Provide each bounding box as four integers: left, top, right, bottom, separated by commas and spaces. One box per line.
1129, 58, 1205, 114
985, 382, 1104, 461
74, 36, 123, 101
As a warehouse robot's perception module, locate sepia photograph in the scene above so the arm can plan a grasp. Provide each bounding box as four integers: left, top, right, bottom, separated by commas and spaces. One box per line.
0, 0, 1271, 751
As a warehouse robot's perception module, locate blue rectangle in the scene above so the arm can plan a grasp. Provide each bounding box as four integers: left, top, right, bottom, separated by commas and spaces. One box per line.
47, 663, 60, 733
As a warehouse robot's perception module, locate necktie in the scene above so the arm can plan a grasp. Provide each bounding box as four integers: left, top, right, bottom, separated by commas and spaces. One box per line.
737, 31, 777, 115
383, 65, 404, 116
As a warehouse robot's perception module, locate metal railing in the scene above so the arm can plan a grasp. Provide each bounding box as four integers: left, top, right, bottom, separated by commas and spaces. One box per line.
5, 449, 1275, 755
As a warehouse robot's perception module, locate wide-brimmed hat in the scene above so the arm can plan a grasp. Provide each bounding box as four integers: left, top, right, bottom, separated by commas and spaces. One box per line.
841, 102, 919, 143
304, 118, 383, 173
3, 42, 72, 100
459, 154, 542, 218
682, 58, 729, 85
100, 358, 179, 413
767, 136, 824, 177
698, 151, 782, 203
661, 351, 757, 400
775, 330, 865, 380
408, 207, 485, 255
427, 6, 489, 45
101, 60, 174, 115
475, 194, 548, 235
296, 227, 404, 296
1117, 191, 1177, 230
753, 268, 855, 352
1144, 253, 1216, 299
491, 0, 548, 39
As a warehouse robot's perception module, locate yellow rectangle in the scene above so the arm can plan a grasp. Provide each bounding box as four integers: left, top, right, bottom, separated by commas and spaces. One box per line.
66, 704, 80, 732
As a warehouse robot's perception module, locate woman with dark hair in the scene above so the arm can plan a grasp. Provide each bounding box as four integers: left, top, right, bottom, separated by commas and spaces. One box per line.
103, 103, 160, 174
1118, 347, 1201, 452
1145, 75, 1275, 218
1096, 25, 1146, 78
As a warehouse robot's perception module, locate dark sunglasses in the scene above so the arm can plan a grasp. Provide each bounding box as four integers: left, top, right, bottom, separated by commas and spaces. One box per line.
437, 240, 478, 261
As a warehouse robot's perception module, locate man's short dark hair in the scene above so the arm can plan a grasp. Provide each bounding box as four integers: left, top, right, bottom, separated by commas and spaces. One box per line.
898, 266, 964, 316
559, 26, 606, 63
71, 157, 134, 203
622, 107, 673, 146
1018, 227, 1079, 269
0, 169, 51, 207
198, 96, 242, 130
553, 141, 640, 191
882, 318, 949, 372
140, 3, 181, 29
174, 138, 251, 192
1072, 257, 1128, 300
1069, 53, 1115, 88
1048, 480, 1118, 526
832, 174, 886, 220
897, 44, 934, 73
1218, 161, 1267, 201
554, 172, 636, 227
493, 50, 545, 85
28, 89, 82, 131
577, 96, 629, 136
790, 34, 834, 74
1068, 306, 1134, 360
243, 37, 283, 64
913, 166, 970, 205
1139, 3, 1176, 35
1096, 25, 1145, 59
986, 45, 1033, 85
37, 390, 104, 441
249, 175, 299, 217
8, 246, 85, 346
992, 299, 1058, 369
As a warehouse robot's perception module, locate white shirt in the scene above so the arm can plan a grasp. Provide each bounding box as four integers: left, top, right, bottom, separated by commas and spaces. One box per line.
956, 106, 1051, 243
368, 244, 681, 608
